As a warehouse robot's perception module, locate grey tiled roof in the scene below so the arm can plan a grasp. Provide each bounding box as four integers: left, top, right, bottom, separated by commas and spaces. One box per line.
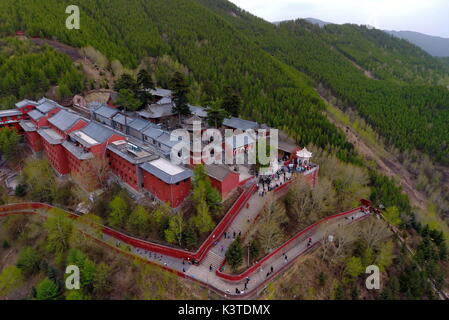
62, 141, 94, 160
137, 110, 152, 119
223, 117, 259, 131
15, 99, 37, 109
88, 101, 106, 110
28, 110, 45, 121
128, 118, 154, 132
146, 103, 175, 119
19, 120, 37, 132
107, 143, 156, 165
48, 109, 85, 132
149, 88, 172, 97
156, 132, 179, 148
141, 127, 179, 149
156, 97, 172, 105
70, 122, 115, 147
0, 109, 21, 117
37, 128, 64, 145
204, 164, 233, 182
140, 161, 192, 184
93, 104, 119, 119
82, 122, 115, 143
142, 126, 164, 140
36, 99, 59, 114
189, 105, 208, 118
278, 140, 298, 153
112, 113, 131, 126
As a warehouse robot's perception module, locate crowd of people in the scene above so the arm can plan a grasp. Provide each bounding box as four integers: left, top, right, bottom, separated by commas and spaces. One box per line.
257, 158, 318, 196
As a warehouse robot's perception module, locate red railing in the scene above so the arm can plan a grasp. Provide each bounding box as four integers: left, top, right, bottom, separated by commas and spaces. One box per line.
193, 183, 257, 261
0, 198, 372, 298
215, 206, 363, 281
0, 183, 257, 263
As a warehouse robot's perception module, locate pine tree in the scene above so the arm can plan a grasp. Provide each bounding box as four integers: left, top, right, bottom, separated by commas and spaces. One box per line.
191, 199, 214, 234
35, 278, 60, 300
137, 69, 154, 90
108, 195, 129, 228
116, 89, 142, 112
114, 74, 138, 93
164, 212, 184, 246
193, 165, 222, 215
127, 205, 150, 237
221, 87, 241, 117
170, 72, 191, 123
226, 237, 243, 272
206, 100, 230, 128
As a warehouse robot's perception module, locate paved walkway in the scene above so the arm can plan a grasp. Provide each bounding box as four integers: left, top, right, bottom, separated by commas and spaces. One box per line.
99, 201, 368, 297
0, 188, 371, 299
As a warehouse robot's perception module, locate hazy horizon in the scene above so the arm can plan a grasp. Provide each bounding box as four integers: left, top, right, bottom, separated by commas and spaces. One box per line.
229, 0, 449, 38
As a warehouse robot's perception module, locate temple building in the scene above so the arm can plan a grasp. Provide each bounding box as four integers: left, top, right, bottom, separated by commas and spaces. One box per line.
140, 158, 192, 208
3, 93, 319, 208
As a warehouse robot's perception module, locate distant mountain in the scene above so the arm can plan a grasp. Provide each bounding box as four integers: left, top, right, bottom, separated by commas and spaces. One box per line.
386, 30, 449, 57
277, 17, 449, 58
273, 17, 333, 27
304, 18, 332, 27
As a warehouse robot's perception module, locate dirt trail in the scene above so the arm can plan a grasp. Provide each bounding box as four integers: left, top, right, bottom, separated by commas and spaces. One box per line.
31, 38, 82, 60
31, 37, 115, 88
330, 45, 378, 80
320, 93, 427, 210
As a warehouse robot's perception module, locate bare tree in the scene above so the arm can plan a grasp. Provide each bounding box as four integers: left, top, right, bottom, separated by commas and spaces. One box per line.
288, 176, 315, 226
260, 194, 288, 226
74, 156, 110, 191
258, 221, 283, 253
320, 226, 356, 265
358, 217, 392, 249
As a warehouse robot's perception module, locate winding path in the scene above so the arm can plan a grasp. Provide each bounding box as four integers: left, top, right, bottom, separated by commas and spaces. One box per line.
0, 184, 372, 299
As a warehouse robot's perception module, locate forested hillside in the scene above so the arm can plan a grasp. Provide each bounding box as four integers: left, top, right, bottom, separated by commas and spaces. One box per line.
322, 24, 449, 85
0, 0, 356, 161
195, 0, 449, 165
1, 0, 448, 163
0, 38, 84, 108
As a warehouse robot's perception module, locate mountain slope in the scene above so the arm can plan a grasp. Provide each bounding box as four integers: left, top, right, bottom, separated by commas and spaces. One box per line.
194, 0, 449, 165
0, 0, 356, 160
387, 30, 449, 57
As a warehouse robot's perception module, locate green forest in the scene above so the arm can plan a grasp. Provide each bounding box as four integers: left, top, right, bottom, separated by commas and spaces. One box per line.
0, 38, 84, 108
0, 0, 448, 300
0, 0, 356, 162
2, 0, 448, 163
196, 0, 449, 165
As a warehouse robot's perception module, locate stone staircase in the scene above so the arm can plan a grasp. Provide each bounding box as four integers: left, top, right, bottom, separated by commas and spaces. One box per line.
201, 250, 224, 271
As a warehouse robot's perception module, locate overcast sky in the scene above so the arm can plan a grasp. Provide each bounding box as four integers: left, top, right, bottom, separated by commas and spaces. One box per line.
229, 0, 449, 38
